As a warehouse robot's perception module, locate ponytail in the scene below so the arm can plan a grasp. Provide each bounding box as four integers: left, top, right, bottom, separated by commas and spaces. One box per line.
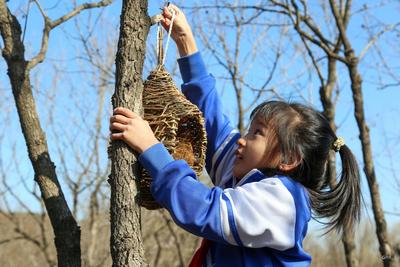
308, 144, 361, 233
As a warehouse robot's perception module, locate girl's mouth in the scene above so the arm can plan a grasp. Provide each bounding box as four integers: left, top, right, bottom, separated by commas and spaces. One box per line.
235, 151, 243, 160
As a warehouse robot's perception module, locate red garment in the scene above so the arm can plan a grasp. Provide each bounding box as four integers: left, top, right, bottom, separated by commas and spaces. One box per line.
188, 239, 211, 267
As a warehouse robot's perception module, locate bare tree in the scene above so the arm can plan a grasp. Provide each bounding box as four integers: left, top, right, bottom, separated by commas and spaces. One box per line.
0, 0, 112, 265
278, 1, 358, 266
53, 20, 115, 264
327, 2, 393, 265
184, 1, 399, 266
108, 0, 150, 265
1, 2, 201, 266
185, 2, 283, 133
237, 0, 396, 265
0, 114, 55, 266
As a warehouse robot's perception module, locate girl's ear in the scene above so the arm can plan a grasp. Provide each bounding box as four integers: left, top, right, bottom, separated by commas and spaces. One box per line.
278, 154, 301, 173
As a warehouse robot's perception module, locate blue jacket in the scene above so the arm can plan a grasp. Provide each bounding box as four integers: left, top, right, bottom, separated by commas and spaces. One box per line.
139, 52, 312, 266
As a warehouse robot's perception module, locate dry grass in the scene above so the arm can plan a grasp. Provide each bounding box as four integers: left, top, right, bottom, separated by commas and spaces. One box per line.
1, 211, 399, 267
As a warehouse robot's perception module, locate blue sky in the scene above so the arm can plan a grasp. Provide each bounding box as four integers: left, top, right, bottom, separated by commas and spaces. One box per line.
1, 0, 399, 233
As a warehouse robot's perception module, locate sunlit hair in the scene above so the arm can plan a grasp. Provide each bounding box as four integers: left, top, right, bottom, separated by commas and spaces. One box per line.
250, 101, 361, 234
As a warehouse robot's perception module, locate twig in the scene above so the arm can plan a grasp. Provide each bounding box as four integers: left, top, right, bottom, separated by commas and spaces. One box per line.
359, 22, 400, 60
28, 0, 113, 70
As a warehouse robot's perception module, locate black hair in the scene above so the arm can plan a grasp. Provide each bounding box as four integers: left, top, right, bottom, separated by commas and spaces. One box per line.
250, 100, 361, 234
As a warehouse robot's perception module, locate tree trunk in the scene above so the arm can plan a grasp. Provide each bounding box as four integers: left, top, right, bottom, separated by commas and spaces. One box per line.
109, 0, 150, 266
0, 2, 81, 266
342, 227, 358, 267
236, 88, 244, 134
347, 55, 394, 266
320, 57, 359, 267
328, 1, 393, 264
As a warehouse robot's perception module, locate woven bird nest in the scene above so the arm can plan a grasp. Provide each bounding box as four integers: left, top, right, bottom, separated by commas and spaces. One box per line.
140, 65, 207, 209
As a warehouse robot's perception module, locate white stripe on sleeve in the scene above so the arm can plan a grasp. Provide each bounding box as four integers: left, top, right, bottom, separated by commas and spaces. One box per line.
220, 177, 296, 250
210, 130, 239, 186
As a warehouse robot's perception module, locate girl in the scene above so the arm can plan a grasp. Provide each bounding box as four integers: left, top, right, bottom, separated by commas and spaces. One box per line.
109, 5, 361, 266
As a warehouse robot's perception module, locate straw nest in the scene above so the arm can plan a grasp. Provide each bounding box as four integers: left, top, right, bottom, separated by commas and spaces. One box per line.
141, 66, 207, 209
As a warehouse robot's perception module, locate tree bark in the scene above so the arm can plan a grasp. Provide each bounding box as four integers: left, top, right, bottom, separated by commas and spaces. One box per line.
320, 56, 358, 267
0, 2, 81, 266
347, 57, 393, 266
342, 227, 358, 267
109, 0, 150, 266
328, 1, 394, 265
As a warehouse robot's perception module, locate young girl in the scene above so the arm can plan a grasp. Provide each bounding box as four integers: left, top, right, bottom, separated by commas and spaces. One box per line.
110, 5, 361, 266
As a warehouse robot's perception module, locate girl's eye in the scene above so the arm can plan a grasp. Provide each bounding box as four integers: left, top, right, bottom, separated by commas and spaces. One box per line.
254, 129, 262, 135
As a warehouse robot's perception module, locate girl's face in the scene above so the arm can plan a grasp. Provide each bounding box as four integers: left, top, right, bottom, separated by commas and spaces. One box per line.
233, 114, 280, 179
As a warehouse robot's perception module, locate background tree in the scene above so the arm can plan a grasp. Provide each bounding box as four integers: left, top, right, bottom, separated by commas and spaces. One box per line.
0, 0, 112, 265
188, 2, 283, 133
186, 1, 400, 266
1, 2, 198, 266
265, 1, 395, 265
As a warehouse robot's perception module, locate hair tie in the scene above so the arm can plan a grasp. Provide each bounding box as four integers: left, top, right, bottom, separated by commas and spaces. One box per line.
333, 137, 345, 152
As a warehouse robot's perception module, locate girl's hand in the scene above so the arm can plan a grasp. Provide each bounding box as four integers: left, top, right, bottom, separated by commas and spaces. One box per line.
161, 4, 198, 57
110, 107, 159, 153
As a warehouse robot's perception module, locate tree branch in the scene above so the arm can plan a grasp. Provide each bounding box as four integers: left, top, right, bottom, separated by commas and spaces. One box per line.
28, 0, 113, 70
243, 47, 282, 113
0, 1, 23, 61
328, 0, 353, 59
287, 0, 347, 63
298, 26, 325, 87
269, 0, 347, 64
359, 22, 400, 60
290, 0, 334, 48
181, 4, 290, 16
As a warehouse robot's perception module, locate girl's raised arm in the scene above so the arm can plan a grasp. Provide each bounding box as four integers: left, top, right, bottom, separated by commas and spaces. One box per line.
163, 5, 240, 184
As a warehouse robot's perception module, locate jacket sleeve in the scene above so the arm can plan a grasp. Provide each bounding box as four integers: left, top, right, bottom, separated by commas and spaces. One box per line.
139, 143, 303, 250
178, 52, 240, 185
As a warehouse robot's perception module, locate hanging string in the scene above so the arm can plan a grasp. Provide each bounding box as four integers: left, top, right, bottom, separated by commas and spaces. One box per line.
156, 6, 176, 67
157, 23, 164, 65
162, 8, 176, 66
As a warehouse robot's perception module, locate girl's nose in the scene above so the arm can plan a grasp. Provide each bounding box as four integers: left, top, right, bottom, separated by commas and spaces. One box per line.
237, 137, 246, 147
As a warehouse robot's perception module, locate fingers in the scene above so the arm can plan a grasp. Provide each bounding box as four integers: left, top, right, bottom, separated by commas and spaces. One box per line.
169, 4, 181, 15
113, 107, 139, 119
162, 7, 172, 19
110, 114, 130, 125
109, 121, 126, 132
160, 18, 170, 30
161, 7, 174, 29
110, 132, 123, 141
163, 4, 180, 19
110, 107, 139, 136
110, 106, 147, 133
